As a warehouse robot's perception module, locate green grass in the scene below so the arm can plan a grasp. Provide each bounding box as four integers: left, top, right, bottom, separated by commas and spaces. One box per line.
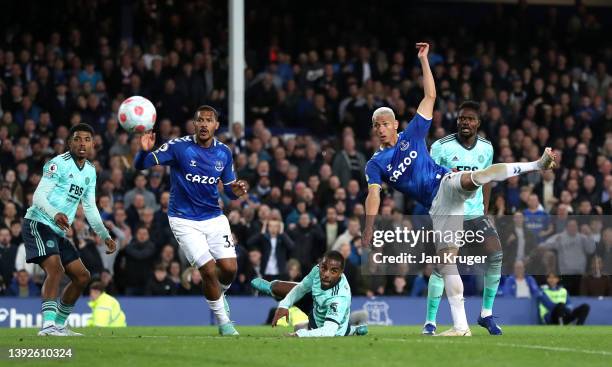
1, 326, 611, 367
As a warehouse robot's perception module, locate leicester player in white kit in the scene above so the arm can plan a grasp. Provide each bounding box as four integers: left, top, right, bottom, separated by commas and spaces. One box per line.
23, 123, 117, 336
427, 100, 503, 335
135, 105, 247, 336
363, 43, 556, 336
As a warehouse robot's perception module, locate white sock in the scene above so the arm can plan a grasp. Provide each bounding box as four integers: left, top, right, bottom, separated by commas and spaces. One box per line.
448, 294, 469, 331
472, 161, 540, 186
481, 308, 492, 318
220, 282, 231, 293
206, 296, 230, 325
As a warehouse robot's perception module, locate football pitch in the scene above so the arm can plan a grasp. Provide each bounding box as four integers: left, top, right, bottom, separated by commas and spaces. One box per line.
1, 326, 611, 367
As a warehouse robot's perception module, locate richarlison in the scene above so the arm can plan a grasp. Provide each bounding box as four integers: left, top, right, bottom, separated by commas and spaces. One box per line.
371, 252, 487, 266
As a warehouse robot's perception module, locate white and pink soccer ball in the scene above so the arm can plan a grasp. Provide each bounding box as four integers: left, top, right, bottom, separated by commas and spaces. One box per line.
118, 96, 157, 133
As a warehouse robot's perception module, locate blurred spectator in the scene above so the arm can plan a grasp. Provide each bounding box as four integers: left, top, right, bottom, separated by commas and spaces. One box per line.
117, 226, 156, 296
501, 212, 539, 274
580, 256, 612, 296
332, 217, 361, 251
87, 281, 126, 327
168, 260, 182, 292
180, 267, 203, 295
287, 213, 325, 270
145, 263, 177, 296
321, 206, 346, 250
332, 134, 366, 188
523, 194, 554, 243
502, 261, 540, 298
285, 259, 303, 282
540, 218, 596, 293
538, 273, 590, 325
6, 269, 40, 297
247, 219, 294, 280
124, 173, 157, 210
0, 228, 17, 285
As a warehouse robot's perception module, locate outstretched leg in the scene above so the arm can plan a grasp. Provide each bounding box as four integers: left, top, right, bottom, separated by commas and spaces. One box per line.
461, 148, 557, 191
251, 278, 298, 299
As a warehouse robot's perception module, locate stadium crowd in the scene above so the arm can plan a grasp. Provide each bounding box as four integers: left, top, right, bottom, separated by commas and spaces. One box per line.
1, 0, 612, 298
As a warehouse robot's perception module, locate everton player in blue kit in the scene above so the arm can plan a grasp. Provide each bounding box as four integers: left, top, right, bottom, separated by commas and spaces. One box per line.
364, 43, 557, 336
135, 105, 247, 336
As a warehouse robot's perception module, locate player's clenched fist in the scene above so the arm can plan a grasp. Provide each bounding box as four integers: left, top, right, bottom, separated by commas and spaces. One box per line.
54, 213, 70, 231
271, 307, 289, 327
105, 238, 117, 254
416, 42, 429, 59
230, 180, 248, 197
140, 131, 156, 151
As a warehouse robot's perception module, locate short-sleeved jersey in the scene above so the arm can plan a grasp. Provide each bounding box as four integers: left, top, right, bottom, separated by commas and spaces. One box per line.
365, 113, 449, 209
430, 134, 494, 218
284, 265, 352, 336
25, 152, 102, 237
148, 135, 236, 221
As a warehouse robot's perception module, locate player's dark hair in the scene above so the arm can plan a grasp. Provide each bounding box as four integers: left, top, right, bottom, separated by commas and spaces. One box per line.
194, 105, 219, 121
68, 123, 94, 140
323, 250, 345, 269
90, 281, 106, 292
458, 100, 481, 120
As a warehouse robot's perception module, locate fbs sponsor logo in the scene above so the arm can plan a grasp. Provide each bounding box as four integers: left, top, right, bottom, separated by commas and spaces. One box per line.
0, 308, 91, 328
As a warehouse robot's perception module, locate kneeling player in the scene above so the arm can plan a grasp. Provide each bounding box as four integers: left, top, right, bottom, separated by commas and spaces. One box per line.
252, 251, 367, 337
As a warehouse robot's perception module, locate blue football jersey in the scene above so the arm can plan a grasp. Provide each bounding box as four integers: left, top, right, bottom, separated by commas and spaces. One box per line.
365, 113, 449, 209
136, 135, 236, 221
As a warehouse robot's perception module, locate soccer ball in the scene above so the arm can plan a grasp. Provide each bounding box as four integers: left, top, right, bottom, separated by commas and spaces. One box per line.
118, 96, 157, 133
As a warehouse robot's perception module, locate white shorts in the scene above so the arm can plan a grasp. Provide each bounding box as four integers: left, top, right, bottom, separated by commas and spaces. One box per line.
168, 215, 236, 268
429, 171, 477, 250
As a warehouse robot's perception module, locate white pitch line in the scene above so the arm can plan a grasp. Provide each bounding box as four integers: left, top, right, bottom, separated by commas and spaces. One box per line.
378, 337, 612, 357
29, 334, 612, 356
493, 342, 612, 357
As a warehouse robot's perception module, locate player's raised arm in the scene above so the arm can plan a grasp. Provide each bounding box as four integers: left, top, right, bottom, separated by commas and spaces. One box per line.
134, 132, 175, 170
416, 42, 436, 119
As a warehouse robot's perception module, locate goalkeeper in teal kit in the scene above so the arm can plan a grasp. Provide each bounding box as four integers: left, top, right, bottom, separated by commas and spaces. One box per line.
22, 124, 117, 336
253, 251, 367, 337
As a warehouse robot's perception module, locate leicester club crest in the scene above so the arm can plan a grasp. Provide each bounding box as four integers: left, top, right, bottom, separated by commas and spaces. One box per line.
215, 160, 224, 172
